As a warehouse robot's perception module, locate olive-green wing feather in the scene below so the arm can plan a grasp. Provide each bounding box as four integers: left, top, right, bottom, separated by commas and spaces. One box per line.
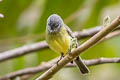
64, 24, 89, 74
64, 24, 74, 38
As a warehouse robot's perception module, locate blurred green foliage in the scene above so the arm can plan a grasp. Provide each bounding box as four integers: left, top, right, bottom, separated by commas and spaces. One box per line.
0, 0, 120, 80
0, 0, 33, 37
33, 0, 84, 33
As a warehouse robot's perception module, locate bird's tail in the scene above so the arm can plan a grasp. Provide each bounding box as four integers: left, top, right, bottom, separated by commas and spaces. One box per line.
74, 56, 89, 74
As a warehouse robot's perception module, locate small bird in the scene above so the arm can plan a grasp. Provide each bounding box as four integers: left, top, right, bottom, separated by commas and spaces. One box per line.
46, 14, 89, 74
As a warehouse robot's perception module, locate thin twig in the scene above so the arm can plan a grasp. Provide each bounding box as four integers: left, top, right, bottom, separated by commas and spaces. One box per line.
99, 30, 120, 42
0, 25, 120, 63
0, 57, 120, 80
36, 16, 120, 80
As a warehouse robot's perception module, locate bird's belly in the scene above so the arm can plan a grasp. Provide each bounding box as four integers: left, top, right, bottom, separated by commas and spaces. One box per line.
47, 34, 71, 55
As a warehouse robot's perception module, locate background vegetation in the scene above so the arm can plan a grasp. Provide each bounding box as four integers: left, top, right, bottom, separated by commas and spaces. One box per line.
0, 0, 120, 80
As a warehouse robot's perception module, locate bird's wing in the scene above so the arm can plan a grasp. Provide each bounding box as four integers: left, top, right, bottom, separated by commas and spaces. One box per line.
64, 25, 89, 74
64, 24, 78, 49
64, 24, 74, 38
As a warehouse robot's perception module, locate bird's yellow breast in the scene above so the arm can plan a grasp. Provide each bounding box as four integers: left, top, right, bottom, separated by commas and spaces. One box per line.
46, 26, 71, 55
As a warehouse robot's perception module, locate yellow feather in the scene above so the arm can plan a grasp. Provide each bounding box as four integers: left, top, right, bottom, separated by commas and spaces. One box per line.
46, 26, 71, 55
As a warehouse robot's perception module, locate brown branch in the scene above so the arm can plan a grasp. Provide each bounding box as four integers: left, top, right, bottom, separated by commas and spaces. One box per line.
99, 30, 120, 42
0, 25, 120, 63
35, 16, 120, 80
0, 41, 48, 62
73, 25, 120, 39
0, 57, 120, 80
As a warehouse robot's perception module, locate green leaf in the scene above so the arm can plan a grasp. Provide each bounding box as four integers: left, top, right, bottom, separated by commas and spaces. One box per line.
103, 16, 111, 27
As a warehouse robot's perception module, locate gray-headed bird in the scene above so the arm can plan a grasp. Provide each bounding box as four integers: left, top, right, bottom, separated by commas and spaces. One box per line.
46, 14, 89, 74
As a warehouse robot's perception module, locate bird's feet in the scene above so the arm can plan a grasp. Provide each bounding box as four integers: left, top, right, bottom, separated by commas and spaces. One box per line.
56, 53, 64, 66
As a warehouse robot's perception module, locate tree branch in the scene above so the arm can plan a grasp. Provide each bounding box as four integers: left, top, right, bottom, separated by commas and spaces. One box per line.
36, 16, 120, 80
0, 25, 120, 63
0, 57, 120, 80
0, 41, 48, 62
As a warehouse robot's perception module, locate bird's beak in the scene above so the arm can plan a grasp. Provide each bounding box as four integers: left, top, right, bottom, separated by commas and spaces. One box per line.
50, 30, 53, 33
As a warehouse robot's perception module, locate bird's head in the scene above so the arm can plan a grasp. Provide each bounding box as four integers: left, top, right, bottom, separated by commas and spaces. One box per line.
47, 14, 64, 33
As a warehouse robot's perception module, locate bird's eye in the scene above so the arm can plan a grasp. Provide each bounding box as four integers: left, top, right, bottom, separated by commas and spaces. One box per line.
55, 23, 59, 27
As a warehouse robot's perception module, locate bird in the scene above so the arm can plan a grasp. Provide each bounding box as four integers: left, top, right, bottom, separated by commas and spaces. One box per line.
46, 14, 89, 74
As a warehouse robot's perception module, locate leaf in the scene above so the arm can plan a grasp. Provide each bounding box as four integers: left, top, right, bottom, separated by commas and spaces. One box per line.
103, 16, 111, 27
